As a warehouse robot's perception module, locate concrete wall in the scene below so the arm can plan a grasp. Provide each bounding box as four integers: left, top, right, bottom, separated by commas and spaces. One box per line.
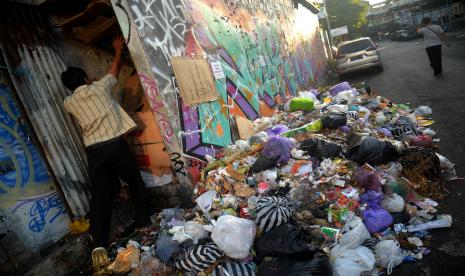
111, 0, 328, 185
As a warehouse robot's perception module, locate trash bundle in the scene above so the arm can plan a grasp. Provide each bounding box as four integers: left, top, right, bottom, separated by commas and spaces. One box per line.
96, 82, 456, 276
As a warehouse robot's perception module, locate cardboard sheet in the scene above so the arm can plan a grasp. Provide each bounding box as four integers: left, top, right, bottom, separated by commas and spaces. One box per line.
170, 57, 219, 106
235, 115, 255, 140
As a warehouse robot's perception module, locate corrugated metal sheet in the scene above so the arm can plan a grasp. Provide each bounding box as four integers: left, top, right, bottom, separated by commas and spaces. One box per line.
0, 4, 90, 217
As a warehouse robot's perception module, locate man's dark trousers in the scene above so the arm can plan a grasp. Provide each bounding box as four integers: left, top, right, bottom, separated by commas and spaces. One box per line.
86, 137, 148, 247
426, 45, 442, 75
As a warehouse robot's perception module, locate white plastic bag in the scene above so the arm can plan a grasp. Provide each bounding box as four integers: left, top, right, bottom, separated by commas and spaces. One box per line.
211, 215, 256, 259
184, 221, 207, 244
196, 190, 217, 212
414, 106, 432, 116
374, 240, 403, 275
331, 246, 375, 276
380, 193, 405, 212
331, 215, 370, 253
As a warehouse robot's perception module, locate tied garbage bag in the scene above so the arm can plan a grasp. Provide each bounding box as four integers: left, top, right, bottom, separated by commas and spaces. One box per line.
347, 135, 399, 166
329, 82, 352, 96
374, 240, 403, 275
261, 136, 293, 165
331, 246, 375, 276
360, 191, 393, 233
156, 234, 179, 264
260, 252, 331, 276
299, 138, 343, 160
212, 262, 256, 276
254, 223, 318, 264
414, 105, 432, 116
331, 215, 370, 252
174, 242, 224, 272
284, 97, 315, 112
250, 155, 278, 173
211, 215, 256, 259
380, 193, 405, 213
356, 169, 382, 192
321, 113, 347, 130
255, 196, 293, 233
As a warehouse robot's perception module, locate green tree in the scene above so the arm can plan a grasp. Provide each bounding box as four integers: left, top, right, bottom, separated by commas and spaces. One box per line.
325, 0, 369, 38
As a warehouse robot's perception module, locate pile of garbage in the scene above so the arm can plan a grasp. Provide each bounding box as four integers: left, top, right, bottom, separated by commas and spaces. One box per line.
93, 82, 458, 275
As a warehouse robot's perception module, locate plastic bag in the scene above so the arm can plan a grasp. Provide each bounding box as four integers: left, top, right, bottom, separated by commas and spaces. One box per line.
250, 155, 278, 173
211, 215, 256, 259
321, 113, 347, 129
260, 253, 331, 276
407, 214, 452, 232
299, 138, 342, 160
409, 135, 433, 148
139, 253, 171, 275
329, 82, 352, 96
332, 215, 370, 252
380, 193, 405, 213
355, 169, 382, 192
285, 97, 315, 112
254, 223, 317, 264
266, 124, 289, 137
155, 234, 179, 264
213, 262, 256, 276
108, 245, 140, 273
196, 190, 217, 212
374, 240, 403, 275
255, 196, 293, 233
261, 136, 293, 164
348, 136, 399, 166
331, 246, 375, 276
414, 105, 432, 116
360, 191, 393, 233
175, 242, 224, 272
248, 131, 269, 145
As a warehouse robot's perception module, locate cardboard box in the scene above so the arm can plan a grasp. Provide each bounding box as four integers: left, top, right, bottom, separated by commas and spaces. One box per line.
131, 143, 171, 176
127, 111, 163, 145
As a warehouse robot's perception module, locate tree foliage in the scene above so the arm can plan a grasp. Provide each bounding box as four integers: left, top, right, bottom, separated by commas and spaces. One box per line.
326, 0, 369, 36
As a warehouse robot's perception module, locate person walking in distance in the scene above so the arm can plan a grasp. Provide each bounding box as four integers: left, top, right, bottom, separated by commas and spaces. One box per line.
61, 37, 148, 248
417, 17, 450, 76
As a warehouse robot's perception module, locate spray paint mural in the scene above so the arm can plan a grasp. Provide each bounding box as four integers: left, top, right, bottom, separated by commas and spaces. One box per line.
112, 0, 327, 183
0, 84, 70, 251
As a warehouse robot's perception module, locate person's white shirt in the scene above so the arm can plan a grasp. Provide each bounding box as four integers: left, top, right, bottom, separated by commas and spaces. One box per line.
419, 25, 444, 48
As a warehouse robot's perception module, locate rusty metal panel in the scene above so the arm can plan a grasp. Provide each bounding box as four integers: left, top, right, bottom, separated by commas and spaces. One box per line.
0, 4, 90, 217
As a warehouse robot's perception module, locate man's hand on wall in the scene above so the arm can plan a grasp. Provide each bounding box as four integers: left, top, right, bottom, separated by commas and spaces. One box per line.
112, 36, 125, 53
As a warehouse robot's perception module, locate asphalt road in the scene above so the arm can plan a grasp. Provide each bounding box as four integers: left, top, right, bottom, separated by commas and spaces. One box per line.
342, 34, 465, 276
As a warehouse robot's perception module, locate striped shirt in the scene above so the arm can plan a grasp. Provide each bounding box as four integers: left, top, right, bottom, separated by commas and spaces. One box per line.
64, 74, 136, 147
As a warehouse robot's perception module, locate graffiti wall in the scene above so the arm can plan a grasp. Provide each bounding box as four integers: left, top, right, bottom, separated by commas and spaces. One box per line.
111, 0, 327, 184
0, 84, 70, 252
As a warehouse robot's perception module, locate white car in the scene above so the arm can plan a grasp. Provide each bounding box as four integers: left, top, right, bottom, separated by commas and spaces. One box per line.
335, 37, 383, 78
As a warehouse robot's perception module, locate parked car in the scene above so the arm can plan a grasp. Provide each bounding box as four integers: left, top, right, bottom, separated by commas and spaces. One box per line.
335, 37, 382, 78
391, 30, 421, 41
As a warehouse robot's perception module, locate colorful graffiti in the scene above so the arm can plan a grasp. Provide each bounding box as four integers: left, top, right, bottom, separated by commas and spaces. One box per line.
117, 0, 327, 180
0, 84, 69, 251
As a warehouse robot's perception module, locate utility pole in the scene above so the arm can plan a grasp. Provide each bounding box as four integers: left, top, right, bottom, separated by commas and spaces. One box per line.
322, 0, 334, 48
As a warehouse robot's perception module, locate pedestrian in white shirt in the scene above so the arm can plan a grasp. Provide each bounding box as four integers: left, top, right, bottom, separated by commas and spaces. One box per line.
417, 17, 450, 76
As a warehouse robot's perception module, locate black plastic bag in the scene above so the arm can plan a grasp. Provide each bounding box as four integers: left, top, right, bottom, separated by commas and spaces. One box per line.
347, 136, 398, 165
299, 138, 342, 160
321, 112, 347, 129
259, 252, 331, 276
254, 223, 316, 264
250, 155, 278, 173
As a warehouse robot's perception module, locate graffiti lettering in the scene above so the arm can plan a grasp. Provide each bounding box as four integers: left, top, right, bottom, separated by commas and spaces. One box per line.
170, 152, 186, 176
138, 74, 175, 144
130, 0, 187, 65
27, 193, 66, 233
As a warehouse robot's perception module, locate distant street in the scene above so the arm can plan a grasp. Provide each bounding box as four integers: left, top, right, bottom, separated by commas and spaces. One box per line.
344, 32, 465, 275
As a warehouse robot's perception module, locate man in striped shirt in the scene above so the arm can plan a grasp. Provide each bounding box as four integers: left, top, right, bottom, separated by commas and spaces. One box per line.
61, 37, 148, 248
